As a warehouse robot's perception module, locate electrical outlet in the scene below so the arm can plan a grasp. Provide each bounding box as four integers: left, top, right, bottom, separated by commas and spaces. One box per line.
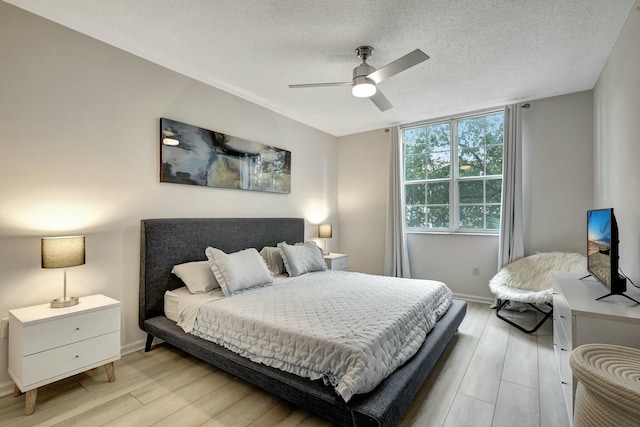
0, 318, 8, 339
472, 266, 480, 276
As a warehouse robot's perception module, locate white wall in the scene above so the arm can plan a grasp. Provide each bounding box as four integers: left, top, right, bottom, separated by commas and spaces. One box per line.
522, 91, 594, 255
337, 129, 390, 274
338, 92, 594, 302
407, 234, 499, 301
594, 3, 640, 285
336, 128, 501, 300
0, 3, 338, 393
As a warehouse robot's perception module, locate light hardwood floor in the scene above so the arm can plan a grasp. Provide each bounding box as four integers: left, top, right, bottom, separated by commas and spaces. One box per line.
0, 302, 570, 427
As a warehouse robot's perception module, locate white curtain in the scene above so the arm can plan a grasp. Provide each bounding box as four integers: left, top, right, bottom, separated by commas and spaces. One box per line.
384, 126, 412, 278
498, 104, 525, 271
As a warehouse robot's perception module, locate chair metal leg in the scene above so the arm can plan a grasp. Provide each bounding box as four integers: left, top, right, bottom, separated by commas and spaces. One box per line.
495, 300, 553, 334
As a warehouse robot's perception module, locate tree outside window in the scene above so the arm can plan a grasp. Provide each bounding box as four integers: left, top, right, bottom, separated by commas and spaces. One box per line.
403, 110, 504, 232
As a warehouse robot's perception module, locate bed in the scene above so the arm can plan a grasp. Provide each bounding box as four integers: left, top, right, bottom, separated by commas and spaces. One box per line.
139, 218, 466, 427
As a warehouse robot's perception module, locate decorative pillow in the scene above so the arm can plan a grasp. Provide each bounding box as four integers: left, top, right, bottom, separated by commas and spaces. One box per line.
205, 247, 273, 296
277, 241, 326, 277
259, 246, 285, 275
171, 261, 220, 293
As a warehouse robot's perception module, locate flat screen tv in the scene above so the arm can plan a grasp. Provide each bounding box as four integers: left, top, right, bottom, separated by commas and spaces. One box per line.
586, 208, 639, 304
587, 208, 621, 293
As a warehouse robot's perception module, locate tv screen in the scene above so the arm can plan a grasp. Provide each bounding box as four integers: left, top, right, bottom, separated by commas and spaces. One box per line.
587, 208, 618, 290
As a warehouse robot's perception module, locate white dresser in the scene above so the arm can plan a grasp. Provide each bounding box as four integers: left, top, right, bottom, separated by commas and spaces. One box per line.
552, 272, 640, 424
8, 294, 121, 414
324, 253, 349, 271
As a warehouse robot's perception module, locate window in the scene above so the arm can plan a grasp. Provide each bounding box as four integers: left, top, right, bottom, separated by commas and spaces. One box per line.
403, 110, 504, 233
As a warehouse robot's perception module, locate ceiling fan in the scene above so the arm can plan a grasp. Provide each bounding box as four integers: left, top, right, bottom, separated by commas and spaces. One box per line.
288, 46, 429, 112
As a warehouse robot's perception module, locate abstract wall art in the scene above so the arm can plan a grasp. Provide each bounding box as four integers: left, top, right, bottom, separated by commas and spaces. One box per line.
160, 118, 291, 194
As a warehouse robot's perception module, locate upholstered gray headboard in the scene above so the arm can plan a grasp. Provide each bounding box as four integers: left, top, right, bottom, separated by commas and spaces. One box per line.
139, 218, 305, 329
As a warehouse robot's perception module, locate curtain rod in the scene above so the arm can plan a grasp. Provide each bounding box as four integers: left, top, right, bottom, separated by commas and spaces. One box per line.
393, 103, 530, 133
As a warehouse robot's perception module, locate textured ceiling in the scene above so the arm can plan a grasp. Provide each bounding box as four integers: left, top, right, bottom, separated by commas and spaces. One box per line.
5, 0, 636, 136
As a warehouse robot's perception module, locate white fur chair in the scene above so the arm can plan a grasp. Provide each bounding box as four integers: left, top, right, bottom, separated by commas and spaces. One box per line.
489, 252, 586, 333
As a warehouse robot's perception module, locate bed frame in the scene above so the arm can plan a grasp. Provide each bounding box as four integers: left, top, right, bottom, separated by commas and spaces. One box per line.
139, 218, 466, 427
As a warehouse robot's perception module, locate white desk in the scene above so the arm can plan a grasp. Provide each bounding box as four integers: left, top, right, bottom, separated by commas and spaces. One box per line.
552, 272, 640, 424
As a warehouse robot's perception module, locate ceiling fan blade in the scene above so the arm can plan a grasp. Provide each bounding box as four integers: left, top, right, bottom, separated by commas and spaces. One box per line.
288, 82, 352, 89
369, 90, 393, 112
367, 49, 430, 84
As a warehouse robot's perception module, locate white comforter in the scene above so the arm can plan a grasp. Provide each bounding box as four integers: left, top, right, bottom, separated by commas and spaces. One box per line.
186, 270, 452, 402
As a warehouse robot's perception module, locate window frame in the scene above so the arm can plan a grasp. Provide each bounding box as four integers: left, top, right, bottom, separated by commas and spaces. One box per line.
402, 107, 504, 235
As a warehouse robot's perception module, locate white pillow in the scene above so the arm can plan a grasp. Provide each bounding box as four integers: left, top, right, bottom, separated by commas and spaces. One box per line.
277, 241, 326, 277
259, 246, 285, 275
205, 247, 273, 296
171, 261, 220, 293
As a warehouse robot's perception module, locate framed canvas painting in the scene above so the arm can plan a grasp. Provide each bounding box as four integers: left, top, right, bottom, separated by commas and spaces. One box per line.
160, 118, 291, 194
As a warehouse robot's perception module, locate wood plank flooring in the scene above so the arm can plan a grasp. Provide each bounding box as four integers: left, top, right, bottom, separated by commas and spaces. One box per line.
0, 302, 570, 427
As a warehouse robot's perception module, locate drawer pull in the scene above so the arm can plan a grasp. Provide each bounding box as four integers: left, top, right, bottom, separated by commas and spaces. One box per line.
76, 327, 80, 331
560, 315, 566, 319
561, 348, 568, 351
561, 381, 568, 385
75, 355, 79, 358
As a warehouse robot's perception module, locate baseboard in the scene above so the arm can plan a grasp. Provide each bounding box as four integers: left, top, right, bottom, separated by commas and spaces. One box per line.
453, 292, 493, 305
0, 380, 14, 398
120, 338, 147, 356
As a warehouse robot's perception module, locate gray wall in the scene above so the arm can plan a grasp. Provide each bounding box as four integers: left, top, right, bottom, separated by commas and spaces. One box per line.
338, 91, 594, 301
594, 2, 640, 286
0, 3, 338, 394
522, 91, 594, 255
337, 129, 390, 275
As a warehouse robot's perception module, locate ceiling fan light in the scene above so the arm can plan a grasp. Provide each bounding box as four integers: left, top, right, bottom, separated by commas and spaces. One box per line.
352, 78, 376, 98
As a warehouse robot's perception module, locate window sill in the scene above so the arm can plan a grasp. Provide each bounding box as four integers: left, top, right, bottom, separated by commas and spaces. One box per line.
406, 230, 499, 237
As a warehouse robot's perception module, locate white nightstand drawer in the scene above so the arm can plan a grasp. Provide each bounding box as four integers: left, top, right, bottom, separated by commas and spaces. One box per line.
9, 295, 121, 414
330, 257, 349, 270
21, 331, 120, 388
22, 306, 120, 355
324, 253, 349, 271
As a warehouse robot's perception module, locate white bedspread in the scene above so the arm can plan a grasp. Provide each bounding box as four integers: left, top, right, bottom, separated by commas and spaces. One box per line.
186, 270, 452, 402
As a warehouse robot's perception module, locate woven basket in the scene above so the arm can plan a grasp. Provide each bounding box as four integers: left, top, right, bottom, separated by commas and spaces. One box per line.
570, 344, 640, 427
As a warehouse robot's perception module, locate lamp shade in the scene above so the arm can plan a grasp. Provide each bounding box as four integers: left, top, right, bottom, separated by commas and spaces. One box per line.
41, 236, 85, 269
318, 224, 333, 239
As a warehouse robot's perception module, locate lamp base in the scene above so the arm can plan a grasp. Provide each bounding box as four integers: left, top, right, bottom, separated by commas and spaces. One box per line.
50, 296, 79, 308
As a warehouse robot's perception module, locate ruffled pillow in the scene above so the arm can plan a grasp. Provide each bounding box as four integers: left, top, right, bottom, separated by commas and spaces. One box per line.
205, 247, 273, 296
277, 241, 326, 277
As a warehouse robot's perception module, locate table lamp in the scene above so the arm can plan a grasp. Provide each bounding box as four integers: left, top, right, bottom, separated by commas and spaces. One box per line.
41, 236, 85, 308
318, 224, 332, 255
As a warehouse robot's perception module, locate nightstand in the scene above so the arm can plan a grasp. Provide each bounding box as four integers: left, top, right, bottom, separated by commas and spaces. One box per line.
8, 294, 121, 415
324, 253, 349, 271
